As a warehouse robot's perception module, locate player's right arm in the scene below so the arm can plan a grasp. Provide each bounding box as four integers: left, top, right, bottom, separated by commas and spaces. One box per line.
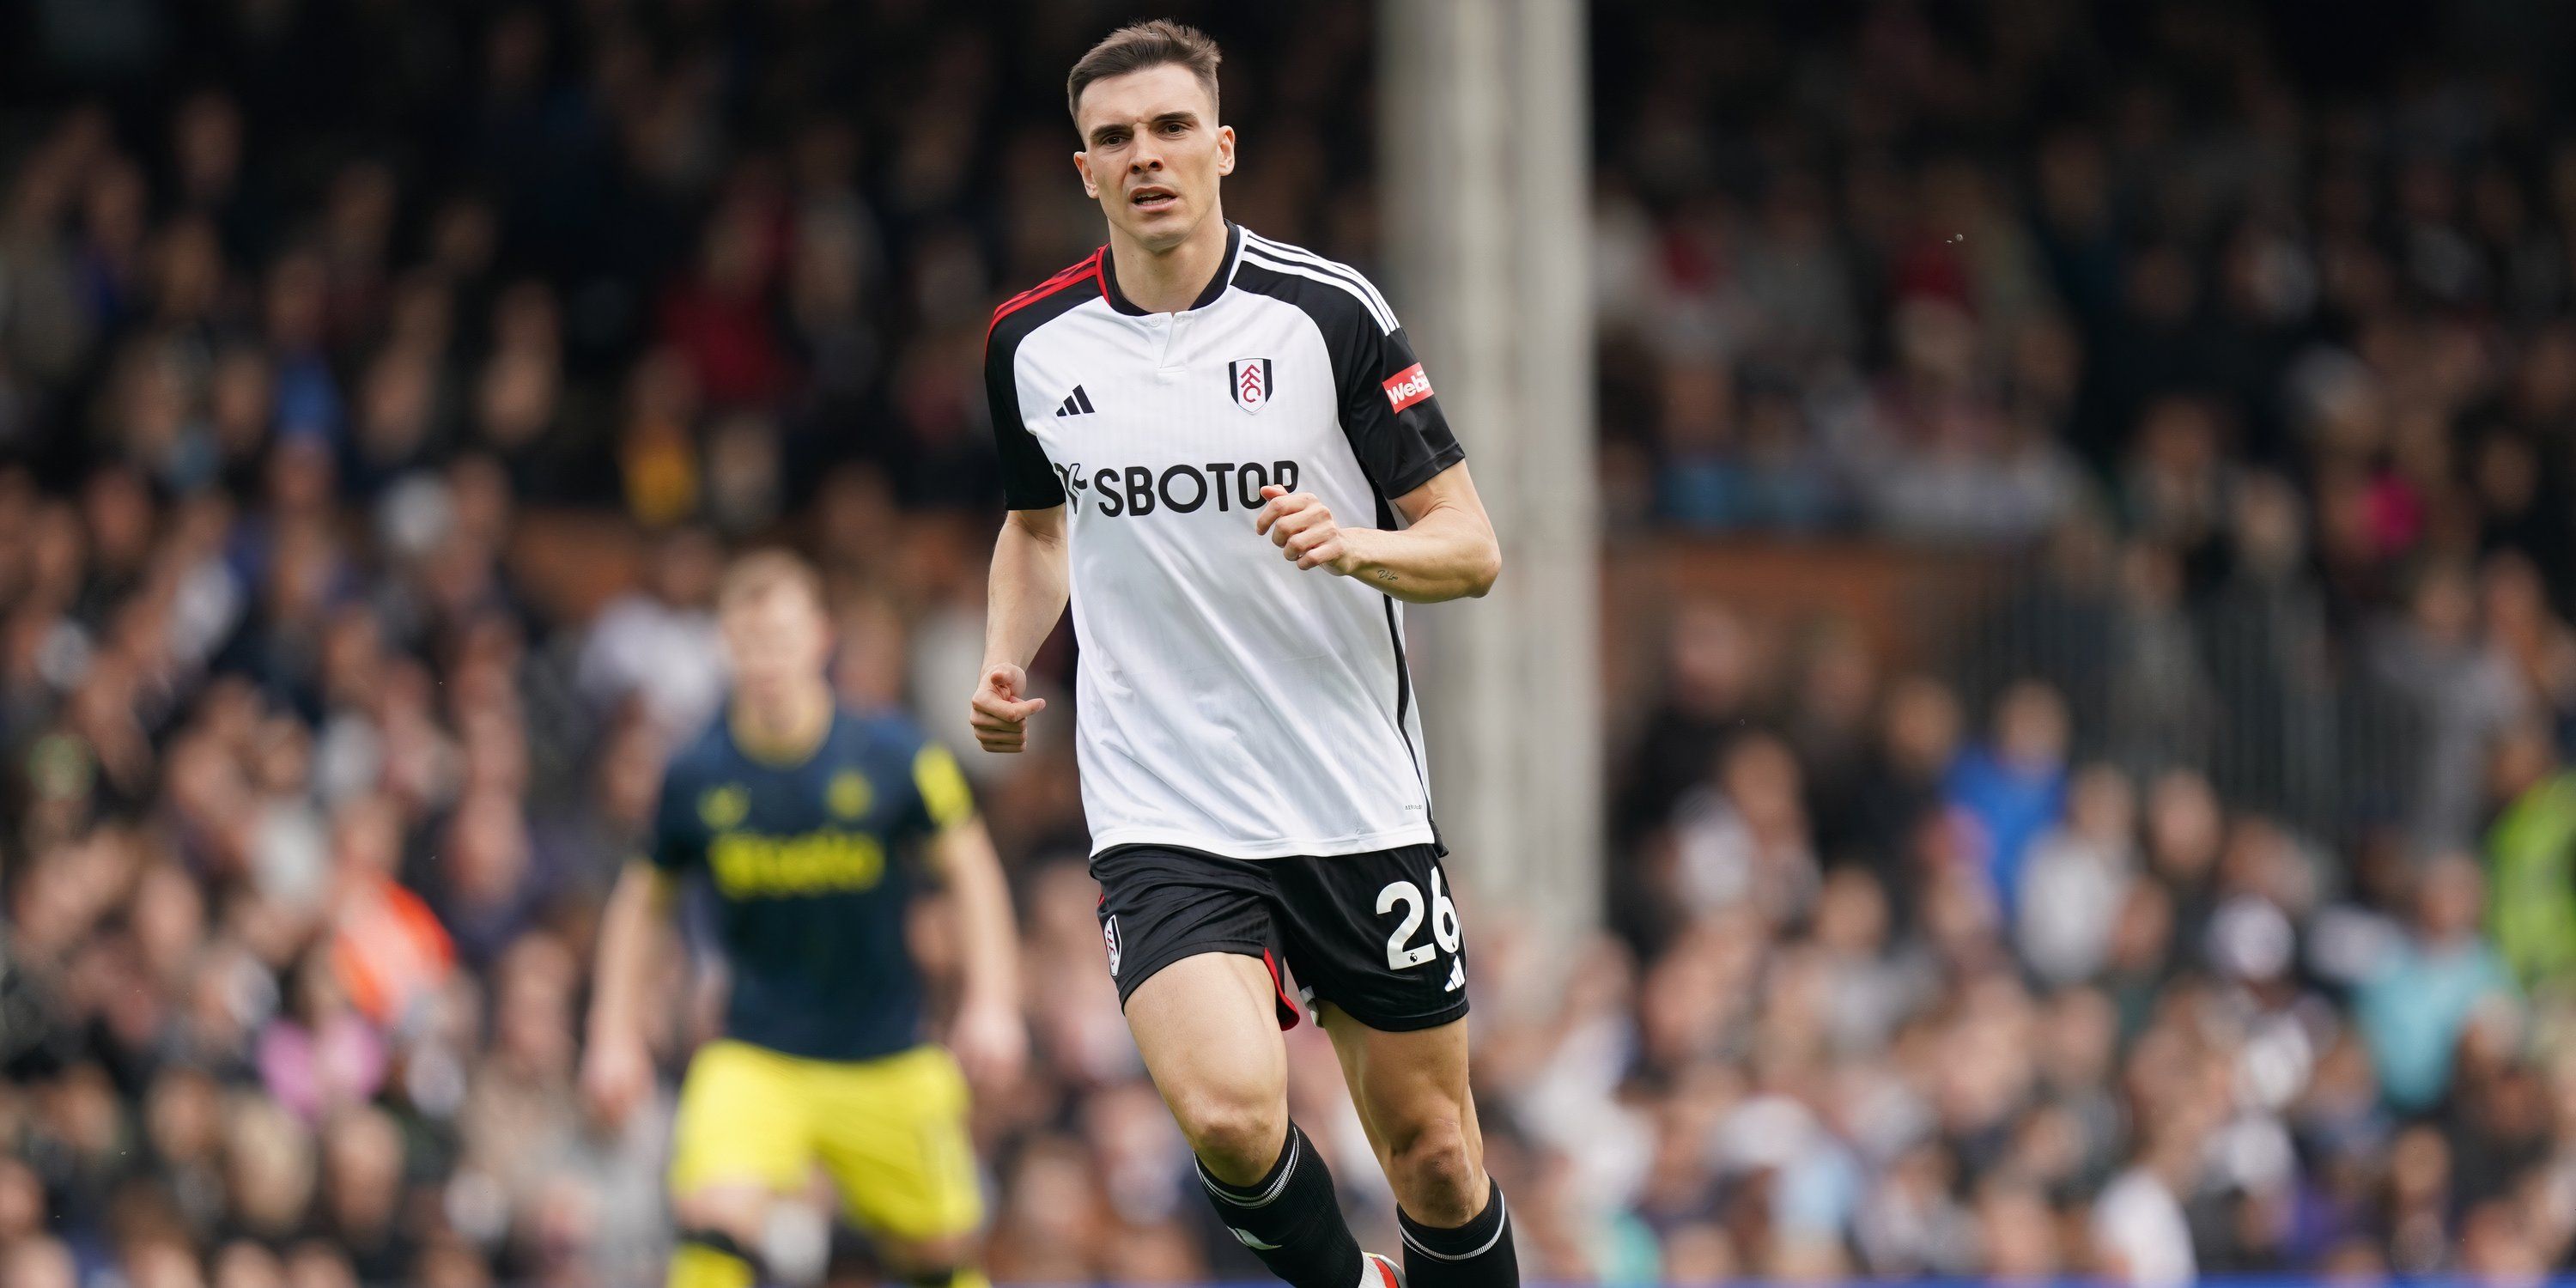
977, 283, 1077, 754
581, 859, 679, 1127
971, 504, 1067, 753
583, 755, 700, 1126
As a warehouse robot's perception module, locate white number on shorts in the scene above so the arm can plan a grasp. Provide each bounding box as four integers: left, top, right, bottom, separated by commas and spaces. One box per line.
1430, 868, 1461, 954
1376, 871, 1461, 970
1376, 880, 1437, 969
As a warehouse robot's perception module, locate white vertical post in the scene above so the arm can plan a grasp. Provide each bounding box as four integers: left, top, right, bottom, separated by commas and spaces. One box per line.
1380, 0, 1599, 993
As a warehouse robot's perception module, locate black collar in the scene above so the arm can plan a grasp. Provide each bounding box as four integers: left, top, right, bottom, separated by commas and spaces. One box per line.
1101, 222, 1240, 316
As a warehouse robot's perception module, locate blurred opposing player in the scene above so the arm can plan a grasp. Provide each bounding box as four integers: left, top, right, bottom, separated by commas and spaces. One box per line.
585, 551, 1024, 1288
975, 20, 1514, 1288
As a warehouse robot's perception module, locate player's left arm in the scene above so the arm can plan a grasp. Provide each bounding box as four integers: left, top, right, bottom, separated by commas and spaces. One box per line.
914, 744, 1028, 1093
1255, 461, 1500, 604
1257, 301, 1499, 603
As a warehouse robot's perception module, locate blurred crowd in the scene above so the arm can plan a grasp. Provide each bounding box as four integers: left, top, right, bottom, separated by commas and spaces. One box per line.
6, 0, 2576, 1286
1577, 0, 2576, 1284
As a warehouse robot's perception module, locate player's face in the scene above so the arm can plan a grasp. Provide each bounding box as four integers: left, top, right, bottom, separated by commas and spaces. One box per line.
722, 585, 831, 702
1072, 64, 1234, 253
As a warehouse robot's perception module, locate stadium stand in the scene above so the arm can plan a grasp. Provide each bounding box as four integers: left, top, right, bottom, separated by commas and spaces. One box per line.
4, 0, 2576, 1284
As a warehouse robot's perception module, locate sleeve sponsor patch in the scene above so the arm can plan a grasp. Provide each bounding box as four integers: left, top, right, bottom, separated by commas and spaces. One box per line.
1382, 362, 1434, 414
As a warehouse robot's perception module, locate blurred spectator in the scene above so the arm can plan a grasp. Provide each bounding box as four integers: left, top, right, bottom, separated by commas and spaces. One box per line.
573, 526, 725, 742
2372, 562, 2529, 852
255, 947, 387, 1123
2016, 763, 2138, 986
1944, 680, 2071, 915
1672, 732, 1818, 927
2352, 854, 2514, 1112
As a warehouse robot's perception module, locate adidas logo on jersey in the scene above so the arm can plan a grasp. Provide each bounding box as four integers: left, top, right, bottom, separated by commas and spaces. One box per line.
1054, 386, 1097, 417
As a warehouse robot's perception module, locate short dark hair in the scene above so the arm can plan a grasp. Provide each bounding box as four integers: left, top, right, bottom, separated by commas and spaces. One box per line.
1066, 20, 1222, 125
717, 548, 823, 616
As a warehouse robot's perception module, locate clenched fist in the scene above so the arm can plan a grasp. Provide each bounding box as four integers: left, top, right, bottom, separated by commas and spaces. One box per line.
580, 1031, 653, 1129
1254, 484, 1365, 575
969, 664, 1047, 753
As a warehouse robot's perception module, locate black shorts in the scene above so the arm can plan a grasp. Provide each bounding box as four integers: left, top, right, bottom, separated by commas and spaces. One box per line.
1091, 842, 1470, 1033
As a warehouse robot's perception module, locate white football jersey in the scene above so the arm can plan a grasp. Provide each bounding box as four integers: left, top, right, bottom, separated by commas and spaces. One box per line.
984, 223, 1463, 860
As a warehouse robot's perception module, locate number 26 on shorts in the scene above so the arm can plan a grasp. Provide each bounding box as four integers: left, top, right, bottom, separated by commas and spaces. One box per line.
1376, 869, 1462, 970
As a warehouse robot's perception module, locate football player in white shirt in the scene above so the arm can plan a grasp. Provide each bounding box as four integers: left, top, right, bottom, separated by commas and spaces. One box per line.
971, 19, 1516, 1288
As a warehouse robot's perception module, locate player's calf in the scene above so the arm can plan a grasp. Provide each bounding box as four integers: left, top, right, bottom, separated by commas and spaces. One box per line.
1329, 1018, 1520, 1288
1371, 1109, 1517, 1288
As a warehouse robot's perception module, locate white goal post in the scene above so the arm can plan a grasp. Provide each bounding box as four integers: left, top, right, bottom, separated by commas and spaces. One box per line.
1381, 0, 1601, 1002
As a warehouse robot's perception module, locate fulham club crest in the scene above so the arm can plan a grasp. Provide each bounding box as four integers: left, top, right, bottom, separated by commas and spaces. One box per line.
1229, 357, 1274, 414
1103, 915, 1122, 976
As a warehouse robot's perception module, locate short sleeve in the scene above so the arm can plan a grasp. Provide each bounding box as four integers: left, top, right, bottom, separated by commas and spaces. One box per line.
911, 743, 976, 833
875, 719, 977, 848
983, 343, 1066, 509
1334, 322, 1465, 500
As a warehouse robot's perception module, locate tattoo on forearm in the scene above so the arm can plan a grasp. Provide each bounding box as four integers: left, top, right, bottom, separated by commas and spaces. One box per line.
1373, 568, 1399, 583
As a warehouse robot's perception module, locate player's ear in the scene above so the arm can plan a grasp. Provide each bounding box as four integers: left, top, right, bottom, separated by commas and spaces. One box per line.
1216, 125, 1236, 178
1073, 149, 1099, 198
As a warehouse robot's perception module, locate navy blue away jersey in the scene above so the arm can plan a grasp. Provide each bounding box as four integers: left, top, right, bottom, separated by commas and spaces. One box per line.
650, 706, 976, 1060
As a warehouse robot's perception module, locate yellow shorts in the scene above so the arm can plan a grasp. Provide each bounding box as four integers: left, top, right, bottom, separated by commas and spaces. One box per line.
668, 1040, 983, 1241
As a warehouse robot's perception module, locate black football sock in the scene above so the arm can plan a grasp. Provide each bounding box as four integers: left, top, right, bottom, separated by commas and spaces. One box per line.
1196, 1121, 1367, 1288
1400, 1178, 1518, 1288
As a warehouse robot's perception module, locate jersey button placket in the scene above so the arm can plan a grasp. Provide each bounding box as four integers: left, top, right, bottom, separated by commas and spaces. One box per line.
1153, 313, 1184, 380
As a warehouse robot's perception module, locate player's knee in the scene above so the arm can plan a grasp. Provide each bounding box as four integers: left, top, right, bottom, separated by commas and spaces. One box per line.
1387, 1117, 1480, 1223
1168, 1087, 1287, 1176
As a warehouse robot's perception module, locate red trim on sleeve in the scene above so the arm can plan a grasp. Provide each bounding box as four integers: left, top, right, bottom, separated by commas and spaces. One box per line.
985, 248, 1106, 350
